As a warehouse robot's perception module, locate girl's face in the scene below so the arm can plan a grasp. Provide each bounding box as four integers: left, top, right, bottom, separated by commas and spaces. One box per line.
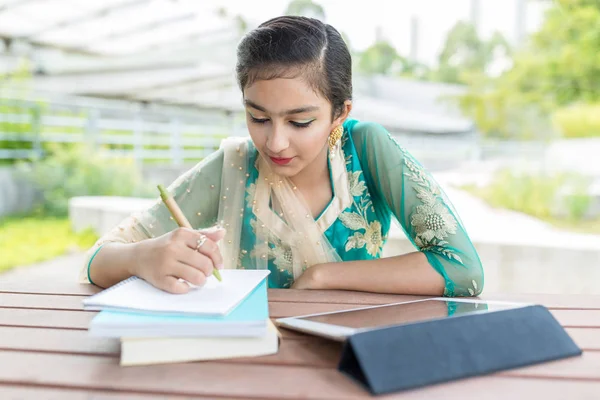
243, 75, 349, 178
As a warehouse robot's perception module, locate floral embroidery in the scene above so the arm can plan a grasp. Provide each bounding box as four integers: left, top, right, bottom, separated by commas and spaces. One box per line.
245, 182, 256, 205
341, 169, 383, 257
348, 171, 367, 197
401, 146, 463, 264
364, 220, 383, 256
249, 219, 293, 271
411, 202, 457, 242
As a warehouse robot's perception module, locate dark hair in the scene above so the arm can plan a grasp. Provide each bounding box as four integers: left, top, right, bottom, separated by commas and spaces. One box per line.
236, 16, 352, 120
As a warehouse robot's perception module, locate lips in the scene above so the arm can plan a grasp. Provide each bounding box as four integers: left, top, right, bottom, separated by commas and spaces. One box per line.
269, 156, 294, 165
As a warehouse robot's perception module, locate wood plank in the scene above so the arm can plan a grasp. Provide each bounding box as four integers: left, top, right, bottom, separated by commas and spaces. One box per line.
272, 290, 600, 310
551, 310, 600, 327
0, 308, 94, 330
269, 302, 373, 318
1, 351, 600, 399
565, 328, 600, 351
4, 291, 600, 316
1, 324, 598, 359
483, 293, 600, 310
2, 378, 600, 400
3, 281, 600, 311
0, 385, 226, 400
269, 302, 600, 326
0, 350, 368, 400
0, 281, 99, 296
268, 289, 426, 305
2, 305, 600, 331
392, 377, 600, 400
0, 307, 351, 336
0, 327, 118, 356
0, 326, 342, 368
0, 293, 84, 310
4, 279, 600, 311
500, 352, 600, 380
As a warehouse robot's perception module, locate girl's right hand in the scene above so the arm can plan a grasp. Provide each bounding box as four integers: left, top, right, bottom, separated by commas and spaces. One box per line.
132, 226, 226, 294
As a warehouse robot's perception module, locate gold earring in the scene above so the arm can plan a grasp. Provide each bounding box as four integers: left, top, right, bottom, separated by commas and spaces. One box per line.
328, 125, 343, 150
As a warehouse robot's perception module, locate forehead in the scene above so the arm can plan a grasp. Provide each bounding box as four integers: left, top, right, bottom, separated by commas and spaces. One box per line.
243, 77, 329, 112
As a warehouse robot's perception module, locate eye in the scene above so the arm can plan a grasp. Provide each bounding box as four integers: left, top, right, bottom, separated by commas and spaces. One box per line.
249, 115, 269, 124
290, 120, 314, 128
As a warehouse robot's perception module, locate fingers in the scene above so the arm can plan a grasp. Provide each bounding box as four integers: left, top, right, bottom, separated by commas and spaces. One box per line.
171, 262, 208, 287
173, 227, 226, 270
200, 226, 227, 242
177, 247, 214, 279
170, 226, 225, 273
156, 275, 191, 294
195, 234, 224, 270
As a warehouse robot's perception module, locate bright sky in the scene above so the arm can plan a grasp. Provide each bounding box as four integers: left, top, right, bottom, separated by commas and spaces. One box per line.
220, 0, 548, 66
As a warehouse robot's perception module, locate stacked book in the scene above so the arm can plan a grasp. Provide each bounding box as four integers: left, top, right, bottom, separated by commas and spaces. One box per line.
82, 270, 279, 366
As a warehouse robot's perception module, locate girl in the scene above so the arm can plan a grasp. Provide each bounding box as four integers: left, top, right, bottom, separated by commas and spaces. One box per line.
82, 16, 483, 297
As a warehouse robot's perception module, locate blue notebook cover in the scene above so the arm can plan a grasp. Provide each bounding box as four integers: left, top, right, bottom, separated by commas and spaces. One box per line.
90, 279, 268, 331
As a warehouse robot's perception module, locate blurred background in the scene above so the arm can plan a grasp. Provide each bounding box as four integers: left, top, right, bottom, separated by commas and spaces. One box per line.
0, 0, 598, 294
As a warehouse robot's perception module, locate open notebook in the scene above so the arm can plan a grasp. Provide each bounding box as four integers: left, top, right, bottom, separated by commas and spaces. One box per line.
82, 270, 270, 317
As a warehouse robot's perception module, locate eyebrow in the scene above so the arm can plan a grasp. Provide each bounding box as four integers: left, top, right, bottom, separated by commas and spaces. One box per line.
244, 99, 319, 115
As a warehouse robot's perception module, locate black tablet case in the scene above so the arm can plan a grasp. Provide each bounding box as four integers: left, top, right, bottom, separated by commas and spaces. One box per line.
338, 305, 582, 395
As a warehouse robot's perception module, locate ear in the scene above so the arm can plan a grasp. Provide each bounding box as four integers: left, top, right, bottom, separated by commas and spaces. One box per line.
333, 100, 353, 127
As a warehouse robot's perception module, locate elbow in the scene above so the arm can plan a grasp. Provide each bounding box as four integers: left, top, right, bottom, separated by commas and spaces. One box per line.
468, 267, 484, 297
443, 258, 484, 298
463, 258, 484, 297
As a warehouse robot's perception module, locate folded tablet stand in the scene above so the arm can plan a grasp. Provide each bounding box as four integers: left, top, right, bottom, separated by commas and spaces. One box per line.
338, 305, 582, 395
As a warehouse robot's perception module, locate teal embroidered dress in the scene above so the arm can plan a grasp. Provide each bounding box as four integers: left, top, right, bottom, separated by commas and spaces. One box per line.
81, 119, 484, 297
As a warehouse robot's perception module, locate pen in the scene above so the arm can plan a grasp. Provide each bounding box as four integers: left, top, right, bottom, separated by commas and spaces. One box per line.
157, 184, 223, 282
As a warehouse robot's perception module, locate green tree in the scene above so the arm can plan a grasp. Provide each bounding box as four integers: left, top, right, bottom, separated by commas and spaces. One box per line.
357, 40, 399, 75
455, 0, 600, 139
357, 40, 430, 78
432, 22, 511, 84
285, 0, 326, 20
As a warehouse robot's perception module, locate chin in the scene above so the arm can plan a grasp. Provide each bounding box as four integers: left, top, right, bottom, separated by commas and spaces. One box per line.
269, 163, 303, 178
273, 166, 301, 178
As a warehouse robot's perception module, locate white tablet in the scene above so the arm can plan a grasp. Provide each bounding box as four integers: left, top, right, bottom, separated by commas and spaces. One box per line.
275, 298, 529, 341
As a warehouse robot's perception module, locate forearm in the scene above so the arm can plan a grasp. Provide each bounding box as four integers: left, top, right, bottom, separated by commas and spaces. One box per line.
312, 252, 445, 295
88, 242, 144, 289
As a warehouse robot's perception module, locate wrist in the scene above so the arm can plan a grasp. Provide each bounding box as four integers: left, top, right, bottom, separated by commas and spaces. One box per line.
128, 240, 147, 277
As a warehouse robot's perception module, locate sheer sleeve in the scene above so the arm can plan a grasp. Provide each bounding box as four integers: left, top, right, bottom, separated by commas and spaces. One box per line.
350, 121, 483, 297
79, 149, 225, 284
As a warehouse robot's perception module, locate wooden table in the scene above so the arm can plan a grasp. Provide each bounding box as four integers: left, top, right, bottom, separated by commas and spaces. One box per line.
1, 280, 600, 399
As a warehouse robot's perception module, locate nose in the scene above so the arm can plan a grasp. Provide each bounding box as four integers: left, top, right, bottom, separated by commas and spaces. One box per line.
265, 122, 289, 154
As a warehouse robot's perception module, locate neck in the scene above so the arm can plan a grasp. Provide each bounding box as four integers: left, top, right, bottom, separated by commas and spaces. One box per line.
290, 146, 330, 190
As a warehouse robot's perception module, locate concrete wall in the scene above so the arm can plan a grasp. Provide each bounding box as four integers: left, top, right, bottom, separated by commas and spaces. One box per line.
69, 195, 600, 296
0, 167, 38, 217
383, 236, 600, 296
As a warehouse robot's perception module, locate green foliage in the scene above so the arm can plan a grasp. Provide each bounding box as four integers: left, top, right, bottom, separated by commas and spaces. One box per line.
552, 103, 600, 138
357, 40, 430, 78
0, 216, 98, 273
432, 22, 511, 84
285, 0, 326, 19
358, 41, 400, 75
463, 168, 592, 222
455, 0, 600, 139
17, 144, 154, 217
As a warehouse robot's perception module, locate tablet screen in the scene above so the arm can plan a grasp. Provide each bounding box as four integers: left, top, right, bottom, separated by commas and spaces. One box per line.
297, 299, 519, 329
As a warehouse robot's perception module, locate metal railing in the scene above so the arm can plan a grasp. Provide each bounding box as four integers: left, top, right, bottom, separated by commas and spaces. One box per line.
0, 94, 247, 165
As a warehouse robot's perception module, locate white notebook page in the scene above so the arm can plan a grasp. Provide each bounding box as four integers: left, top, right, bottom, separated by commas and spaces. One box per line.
82, 269, 270, 316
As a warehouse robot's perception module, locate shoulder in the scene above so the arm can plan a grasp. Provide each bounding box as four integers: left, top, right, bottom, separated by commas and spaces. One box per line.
345, 119, 400, 154
345, 119, 391, 143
